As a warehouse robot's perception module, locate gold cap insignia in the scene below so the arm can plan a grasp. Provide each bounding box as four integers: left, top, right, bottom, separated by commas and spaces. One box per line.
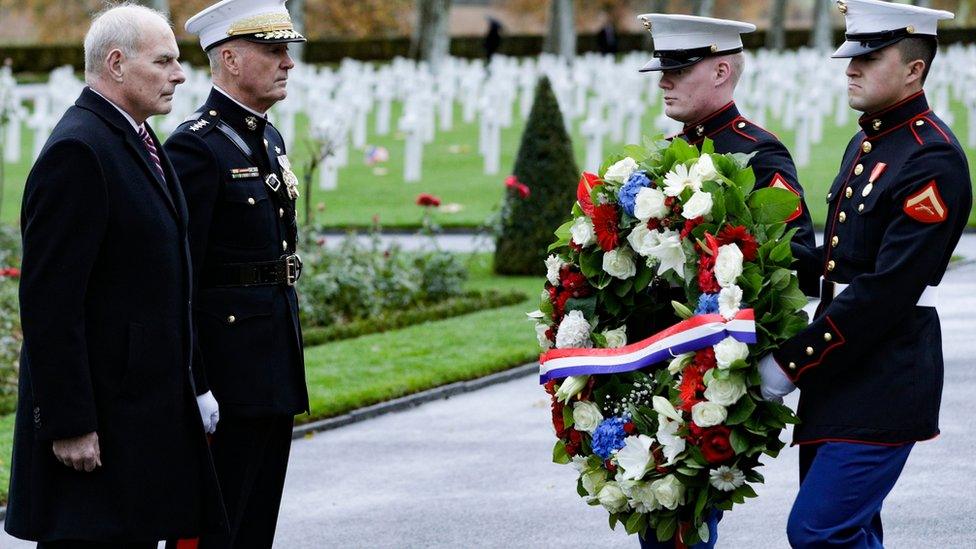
837, 1, 848, 15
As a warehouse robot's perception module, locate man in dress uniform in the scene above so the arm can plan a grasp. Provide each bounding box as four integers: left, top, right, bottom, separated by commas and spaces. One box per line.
760, 1, 972, 547
163, 0, 309, 547
638, 14, 818, 264
629, 15, 819, 548
5, 5, 225, 547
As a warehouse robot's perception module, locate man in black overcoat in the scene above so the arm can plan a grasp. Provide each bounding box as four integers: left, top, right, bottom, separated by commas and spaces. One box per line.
5, 5, 225, 547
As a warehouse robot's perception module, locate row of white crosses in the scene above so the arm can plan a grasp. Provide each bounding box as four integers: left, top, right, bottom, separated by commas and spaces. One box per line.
3, 45, 976, 182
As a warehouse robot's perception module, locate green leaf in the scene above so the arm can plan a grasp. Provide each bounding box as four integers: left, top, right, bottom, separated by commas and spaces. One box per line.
672, 300, 694, 320
747, 187, 800, 224
656, 515, 678, 543
768, 268, 792, 291
609, 513, 619, 530
634, 262, 654, 292
623, 144, 650, 161
725, 394, 757, 425
625, 511, 647, 535
694, 486, 709, 521
563, 402, 575, 429
565, 296, 597, 321
730, 428, 750, 455
614, 278, 634, 297
769, 238, 793, 264
552, 440, 571, 464
700, 138, 716, 155
735, 484, 759, 499
579, 250, 603, 279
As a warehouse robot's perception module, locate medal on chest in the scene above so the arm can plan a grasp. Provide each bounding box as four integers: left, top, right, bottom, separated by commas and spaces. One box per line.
277, 154, 301, 200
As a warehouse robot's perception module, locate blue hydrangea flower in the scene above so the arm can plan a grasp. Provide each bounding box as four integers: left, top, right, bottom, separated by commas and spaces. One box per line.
591, 416, 628, 460
695, 293, 720, 315
617, 171, 651, 218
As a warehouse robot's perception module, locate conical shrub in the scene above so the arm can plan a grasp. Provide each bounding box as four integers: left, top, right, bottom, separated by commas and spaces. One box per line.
494, 76, 578, 275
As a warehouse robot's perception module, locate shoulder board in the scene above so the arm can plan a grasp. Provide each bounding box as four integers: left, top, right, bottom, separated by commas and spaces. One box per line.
907, 115, 952, 146
730, 117, 782, 143
177, 109, 219, 135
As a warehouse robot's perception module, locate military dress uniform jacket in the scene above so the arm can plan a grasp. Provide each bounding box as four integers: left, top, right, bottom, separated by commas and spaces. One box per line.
164, 88, 308, 418
675, 102, 818, 261
6, 88, 225, 541
773, 92, 972, 445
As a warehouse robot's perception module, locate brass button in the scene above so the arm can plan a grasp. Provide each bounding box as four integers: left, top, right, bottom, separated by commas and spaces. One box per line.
858, 204, 865, 213
279, 208, 284, 218
282, 240, 288, 251
788, 362, 797, 370
827, 260, 836, 271
915, 120, 925, 127
696, 125, 705, 136
871, 119, 882, 131
839, 212, 847, 223
906, 25, 916, 34
824, 332, 833, 342
861, 141, 872, 153
845, 187, 853, 198
737, 122, 746, 129
227, 315, 236, 324
247, 197, 256, 205
805, 346, 815, 356
854, 164, 864, 176
831, 236, 839, 247
208, 110, 217, 116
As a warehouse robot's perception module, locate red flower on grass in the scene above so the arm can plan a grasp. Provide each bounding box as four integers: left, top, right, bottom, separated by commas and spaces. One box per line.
591, 204, 620, 252
718, 225, 758, 262
0, 267, 20, 278
415, 193, 441, 207
505, 175, 531, 199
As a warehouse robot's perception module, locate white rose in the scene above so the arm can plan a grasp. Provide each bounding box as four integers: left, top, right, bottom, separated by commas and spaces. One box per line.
656, 417, 687, 465
691, 401, 728, 427
555, 375, 589, 403
650, 475, 686, 511
713, 336, 750, 369
691, 153, 719, 182
572, 401, 604, 433
714, 243, 744, 288
603, 248, 637, 280
604, 157, 639, 183
582, 468, 608, 496
627, 222, 655, 257
616, 435, 654, 481
681, 190, 713, 220
624, 480, 661, 513
602, 326, 628, 348
718, 285, 743, 320
535, 323, 552, 350
555, 310, 593, 349
570, 216, 596, 247
634, 186, 669, 221
663, 163, 703, 197
544, 255, 564, 286
597, 482, 630, 513
667, 352, 694, 374
704, 374, 748, 406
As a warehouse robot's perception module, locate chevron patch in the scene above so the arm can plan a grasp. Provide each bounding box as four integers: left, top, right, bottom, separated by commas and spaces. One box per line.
770, 173, 803, 222
903, 181, 947, 223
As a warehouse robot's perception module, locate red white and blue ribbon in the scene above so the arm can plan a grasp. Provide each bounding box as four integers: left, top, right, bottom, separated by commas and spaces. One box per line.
539, 309, 756, 383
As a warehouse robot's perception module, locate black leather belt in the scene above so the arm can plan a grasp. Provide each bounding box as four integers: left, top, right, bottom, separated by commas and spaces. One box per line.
203, 254, 302, 288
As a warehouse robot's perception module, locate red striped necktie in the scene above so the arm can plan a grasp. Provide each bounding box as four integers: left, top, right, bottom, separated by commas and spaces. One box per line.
137, 125, 165, 181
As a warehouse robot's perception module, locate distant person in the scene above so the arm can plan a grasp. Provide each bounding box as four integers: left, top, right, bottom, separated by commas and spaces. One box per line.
596, 14, 619, 55
485, 17, 503, 61
5, 4, 225, 547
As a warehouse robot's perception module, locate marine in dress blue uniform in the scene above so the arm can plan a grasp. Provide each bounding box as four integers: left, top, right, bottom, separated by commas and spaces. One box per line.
631, 13, 817, 549
163, 1, 308, 547
759, 1, 972, 547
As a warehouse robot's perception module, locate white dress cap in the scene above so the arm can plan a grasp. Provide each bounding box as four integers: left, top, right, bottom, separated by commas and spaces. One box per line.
636, 14, 756, 72
832, 0, 953, 58
185, 0, 306, 51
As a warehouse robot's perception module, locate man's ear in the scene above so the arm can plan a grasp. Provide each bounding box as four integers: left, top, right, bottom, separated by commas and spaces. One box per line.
106, 49, 125, 82
905, 58, 926, 87
220, 46, 241, 76
714, 60, 732, 88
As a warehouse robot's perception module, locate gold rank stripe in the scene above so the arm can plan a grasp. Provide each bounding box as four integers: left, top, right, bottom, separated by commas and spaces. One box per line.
227, 13, 295, 36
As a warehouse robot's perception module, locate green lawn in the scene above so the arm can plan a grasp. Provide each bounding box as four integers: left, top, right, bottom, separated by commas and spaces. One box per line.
2, 95, 975, 228
0, 255, 541, 504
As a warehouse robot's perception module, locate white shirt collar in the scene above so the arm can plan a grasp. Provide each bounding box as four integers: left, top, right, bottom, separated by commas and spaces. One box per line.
213, 85, 268, 119
89, 87, 144, 134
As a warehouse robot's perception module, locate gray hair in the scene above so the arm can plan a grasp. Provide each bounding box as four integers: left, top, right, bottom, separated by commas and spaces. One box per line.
83, 2, 170, 82
207, 46, 224, 77
728, 52, 746, 87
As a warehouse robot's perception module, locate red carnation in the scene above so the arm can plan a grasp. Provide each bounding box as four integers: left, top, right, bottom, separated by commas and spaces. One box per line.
699, 425, 735, 464
544, 380, 558, 395
718, 225, 758, 262
698, 266, 721, 294
505, 175, 531, 199
591, 204, 620, 252
561, 270, 592, 298
624, 422, 636, 434
415, 193, 441, 207
694, 348, 717, 372
1, 267, 21, 278
577, 172, 603, 216
605, 460, 618, 473
553, 291, 572, 320
680, 217, 704, 240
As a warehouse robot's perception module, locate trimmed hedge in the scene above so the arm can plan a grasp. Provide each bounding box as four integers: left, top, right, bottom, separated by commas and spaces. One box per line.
4, 28, 975, 73
301, 288, 526, 347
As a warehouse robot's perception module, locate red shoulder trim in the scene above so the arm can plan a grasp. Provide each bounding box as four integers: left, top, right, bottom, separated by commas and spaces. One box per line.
730, 117, 758, 142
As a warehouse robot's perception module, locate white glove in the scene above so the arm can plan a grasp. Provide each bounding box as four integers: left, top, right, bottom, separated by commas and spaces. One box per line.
759, 354, 797, 403
196, 390, 220, 434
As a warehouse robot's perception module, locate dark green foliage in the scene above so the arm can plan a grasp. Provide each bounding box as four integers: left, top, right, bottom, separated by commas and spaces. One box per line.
494, 76, 578, 275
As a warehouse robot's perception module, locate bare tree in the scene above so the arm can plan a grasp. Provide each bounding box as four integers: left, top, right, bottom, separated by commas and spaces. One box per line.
767, 0, 789, 51
911, 0, 932, 6
288, 0, 306, 62
810, 0, 833, 50
543, 0, 576, 60
692, 0, 714, 16
410, 0, 452, 70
